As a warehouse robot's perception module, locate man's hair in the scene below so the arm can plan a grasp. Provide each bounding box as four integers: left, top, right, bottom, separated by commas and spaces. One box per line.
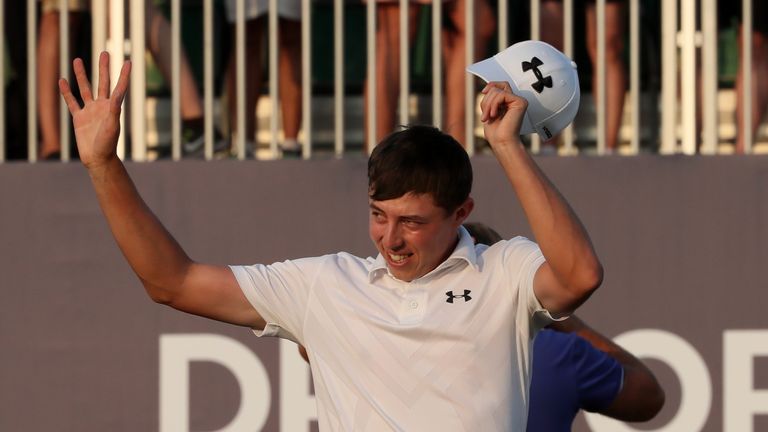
368, 125, 472, 213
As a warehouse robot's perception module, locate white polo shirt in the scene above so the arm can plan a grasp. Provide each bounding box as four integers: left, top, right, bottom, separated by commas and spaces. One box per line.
231, 227, 556, 431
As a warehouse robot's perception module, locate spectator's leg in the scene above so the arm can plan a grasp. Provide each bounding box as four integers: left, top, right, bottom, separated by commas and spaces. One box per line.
278, 18, 302, 150
586, 1, 627, 152
226, 17, 265, 143
443, 0, 495, 146
144, 0, 204, 123
539, 0, 564, 151
38, 11, 82, 159
735, 28, 768, 154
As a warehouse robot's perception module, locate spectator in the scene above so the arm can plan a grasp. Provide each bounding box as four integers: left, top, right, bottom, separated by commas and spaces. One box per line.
540, 0, 627, 154
37, 0, 219, 160
364, 0, 495, 150
222, 0, 302, 157
721, 2, 768, 154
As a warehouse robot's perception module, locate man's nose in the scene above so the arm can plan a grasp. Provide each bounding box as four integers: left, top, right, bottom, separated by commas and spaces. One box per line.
383, 223, 404, 251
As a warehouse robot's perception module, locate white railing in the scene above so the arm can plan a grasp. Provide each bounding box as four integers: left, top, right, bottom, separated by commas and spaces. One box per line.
1, 0, 761, 163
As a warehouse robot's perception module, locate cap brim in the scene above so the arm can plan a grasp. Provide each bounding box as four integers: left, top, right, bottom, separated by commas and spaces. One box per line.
466, 57, 511, 84
467, 57, 535, 136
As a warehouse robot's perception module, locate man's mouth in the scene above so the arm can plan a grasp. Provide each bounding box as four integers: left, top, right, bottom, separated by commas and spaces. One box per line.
388, 252, 412, 264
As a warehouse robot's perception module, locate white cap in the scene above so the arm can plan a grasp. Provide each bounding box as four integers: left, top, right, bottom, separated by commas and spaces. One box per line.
467, 40, 580, 141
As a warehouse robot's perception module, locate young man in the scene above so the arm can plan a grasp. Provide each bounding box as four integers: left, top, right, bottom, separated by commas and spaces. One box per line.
59, 41, 601, 429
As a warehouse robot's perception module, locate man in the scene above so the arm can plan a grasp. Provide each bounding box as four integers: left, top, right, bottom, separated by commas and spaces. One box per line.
60, 41, 601, 430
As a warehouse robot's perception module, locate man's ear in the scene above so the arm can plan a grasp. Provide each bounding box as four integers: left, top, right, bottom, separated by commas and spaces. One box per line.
454, 197, 475, 224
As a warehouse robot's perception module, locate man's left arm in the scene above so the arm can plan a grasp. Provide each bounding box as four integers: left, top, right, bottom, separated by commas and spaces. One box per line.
480, 82, 603, 315
550, 317, 666, 421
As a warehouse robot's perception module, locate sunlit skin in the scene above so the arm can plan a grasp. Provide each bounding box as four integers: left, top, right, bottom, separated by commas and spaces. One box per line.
369, 192, 474, 282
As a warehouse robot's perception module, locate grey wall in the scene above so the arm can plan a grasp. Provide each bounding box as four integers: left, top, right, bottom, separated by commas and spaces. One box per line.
1, 155, 766, 431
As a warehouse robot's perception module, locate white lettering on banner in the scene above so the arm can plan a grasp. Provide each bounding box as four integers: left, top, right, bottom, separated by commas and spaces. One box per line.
159, 330, 768, 431
159, 334, 271, 432
585, 329, 711, 432
724, 330, 768, 432
280, 339, 318, 431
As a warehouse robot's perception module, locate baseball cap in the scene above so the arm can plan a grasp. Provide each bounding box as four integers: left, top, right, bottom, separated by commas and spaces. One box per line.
467, 40, 580, 141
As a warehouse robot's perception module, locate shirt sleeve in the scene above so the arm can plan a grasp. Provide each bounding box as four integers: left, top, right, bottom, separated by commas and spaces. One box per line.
569, 335, 624, 412
500, 237, 563, 333
229, 256, 323, 343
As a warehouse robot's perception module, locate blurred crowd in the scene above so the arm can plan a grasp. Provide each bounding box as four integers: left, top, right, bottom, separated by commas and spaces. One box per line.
2, 0, 766, 161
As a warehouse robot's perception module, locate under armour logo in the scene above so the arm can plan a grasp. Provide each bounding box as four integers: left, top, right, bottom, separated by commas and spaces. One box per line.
521, 57, 552, 94
446, 290, 472, 303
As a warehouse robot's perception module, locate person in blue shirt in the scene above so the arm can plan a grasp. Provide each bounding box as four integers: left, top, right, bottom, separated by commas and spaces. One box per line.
463, 222, 665, 430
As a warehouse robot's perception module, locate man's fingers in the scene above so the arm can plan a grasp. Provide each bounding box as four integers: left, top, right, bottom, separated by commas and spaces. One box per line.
482, 81, 511, 94
58, 78, 81, 114
73, 58, 93, 102
110, 60, 132, 111
97, 52, 110, 100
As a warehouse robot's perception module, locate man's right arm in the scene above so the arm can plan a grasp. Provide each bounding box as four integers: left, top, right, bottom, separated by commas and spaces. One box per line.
62, 52, 264, 330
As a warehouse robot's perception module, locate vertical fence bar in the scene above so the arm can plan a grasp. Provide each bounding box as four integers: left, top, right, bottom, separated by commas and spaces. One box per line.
701, 0, 718, 154
530, 0, 540, 153
91, 0, 107, 80
596, 0, 606, 154
498, 0, 507, 50
130, 0, 147, 161
171, 0, 181, 160
109, 0, 126, 159
680, 0, 697, 154
204, 0, 214, 160
269, 0, 278, 157
59, 0, 70, 161
0, 0, 4, 162
432, 0, 442, 129
366, 0, 376, 152
562, 0, 574, 154
629, 0, 639, 154
742, 0, 753, 154
334, 0, 344, 156
399, 0, 409, 126
660, 0, 677, 154
27, 0, 37, 162
465, 0, 475, 155
302, 0, 312, 159
235, 0, 245, 159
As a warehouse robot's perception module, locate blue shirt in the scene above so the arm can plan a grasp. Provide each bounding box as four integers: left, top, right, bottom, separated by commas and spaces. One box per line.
526, 329, 623, 431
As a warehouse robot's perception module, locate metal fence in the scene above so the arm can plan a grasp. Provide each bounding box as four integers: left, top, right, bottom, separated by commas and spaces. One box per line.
0, 0, 761, 163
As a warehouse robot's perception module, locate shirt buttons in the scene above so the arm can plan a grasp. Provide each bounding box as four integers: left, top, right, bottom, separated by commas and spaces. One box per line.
409, 300, 419, 309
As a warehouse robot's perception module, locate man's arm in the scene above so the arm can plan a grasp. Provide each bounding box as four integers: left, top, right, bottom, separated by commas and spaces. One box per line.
549, 317, 665, 421
60, 52, 264, 329
479, 82, 603, 314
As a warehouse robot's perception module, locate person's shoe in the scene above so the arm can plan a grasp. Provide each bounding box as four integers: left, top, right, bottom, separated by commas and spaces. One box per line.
182, 128, 230, 159
280, 139, 302, 159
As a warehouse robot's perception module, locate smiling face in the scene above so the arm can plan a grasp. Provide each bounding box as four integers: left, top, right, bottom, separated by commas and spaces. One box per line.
369, 192, 474, 282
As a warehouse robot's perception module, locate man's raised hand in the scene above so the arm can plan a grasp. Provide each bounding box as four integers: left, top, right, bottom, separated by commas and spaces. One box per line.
59, 52, 131, 169
479, 81, 528, 148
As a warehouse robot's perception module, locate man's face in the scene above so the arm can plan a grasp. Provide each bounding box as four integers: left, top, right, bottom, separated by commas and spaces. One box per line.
369, 192, 473, 282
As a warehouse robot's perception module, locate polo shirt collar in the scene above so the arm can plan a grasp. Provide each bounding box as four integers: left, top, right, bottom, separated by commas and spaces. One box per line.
368, 226, 479, 282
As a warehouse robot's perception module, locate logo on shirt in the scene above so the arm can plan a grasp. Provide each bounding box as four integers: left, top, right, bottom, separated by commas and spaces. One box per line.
445, 290, 472, 303
522, 56, 553, 94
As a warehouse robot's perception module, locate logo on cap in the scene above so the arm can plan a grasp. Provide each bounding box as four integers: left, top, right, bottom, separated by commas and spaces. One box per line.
521, 57, 553, 94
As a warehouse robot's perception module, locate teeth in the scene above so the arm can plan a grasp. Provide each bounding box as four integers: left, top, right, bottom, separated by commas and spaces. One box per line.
389, 253, 409, 262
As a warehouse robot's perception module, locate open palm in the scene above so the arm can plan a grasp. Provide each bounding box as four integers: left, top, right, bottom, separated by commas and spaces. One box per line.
59, 52, 131, 169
